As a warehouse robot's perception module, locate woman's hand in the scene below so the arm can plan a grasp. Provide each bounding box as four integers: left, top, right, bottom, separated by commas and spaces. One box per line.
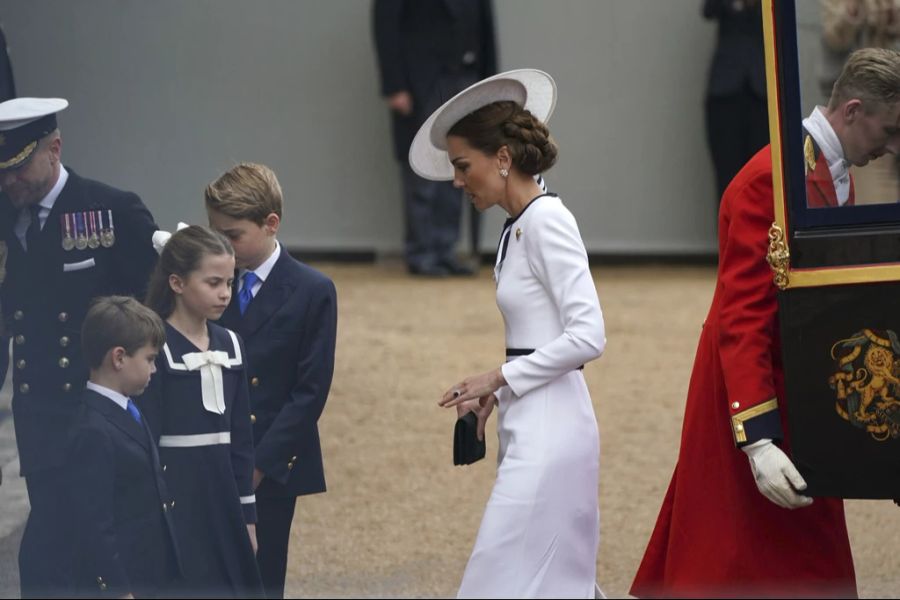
246, 523, 258, 555
456, 394, 497, 441
440, 367, 506, 408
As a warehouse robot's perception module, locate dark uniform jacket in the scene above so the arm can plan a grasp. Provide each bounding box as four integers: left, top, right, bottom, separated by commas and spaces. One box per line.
373, 0, 497, 159
68, 389, 181, 598
219, 249, 337, 498
0, 168, 158, 475
703, 0, 766, 99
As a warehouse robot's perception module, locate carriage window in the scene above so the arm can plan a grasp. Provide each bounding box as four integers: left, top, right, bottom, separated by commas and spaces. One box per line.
779, 0, 900, 264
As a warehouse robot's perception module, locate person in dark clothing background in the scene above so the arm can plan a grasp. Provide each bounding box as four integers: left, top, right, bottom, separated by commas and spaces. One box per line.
0, 23, 15, 103
373, 0, 497, 276
703, 0, 769, 204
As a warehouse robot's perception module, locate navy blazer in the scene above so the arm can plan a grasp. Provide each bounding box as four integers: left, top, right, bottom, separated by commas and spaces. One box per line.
219, 249, 337, 498
0, 168, 158, 475
68, 389, 181, 598
373, 0, 497, 159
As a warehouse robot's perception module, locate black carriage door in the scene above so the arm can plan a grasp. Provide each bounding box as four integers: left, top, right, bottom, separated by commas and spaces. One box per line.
767, 0, 900, 497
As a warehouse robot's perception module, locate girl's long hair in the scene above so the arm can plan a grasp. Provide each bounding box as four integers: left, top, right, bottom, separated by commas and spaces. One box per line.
144, 225, 233, 319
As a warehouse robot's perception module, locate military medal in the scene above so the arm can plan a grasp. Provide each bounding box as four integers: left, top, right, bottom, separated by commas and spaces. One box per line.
60, 213, 75, 251
74, 212, 88, 250
87, 210, 100, 249
100, 209, 115, 248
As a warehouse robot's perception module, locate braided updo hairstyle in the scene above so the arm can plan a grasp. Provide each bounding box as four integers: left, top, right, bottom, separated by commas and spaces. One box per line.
447, 100, 558, 175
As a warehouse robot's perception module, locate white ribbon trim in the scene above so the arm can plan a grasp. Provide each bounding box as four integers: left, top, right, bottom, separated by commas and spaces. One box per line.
151, 221, 190, 255
162, 330, 243, 371
182, 350, 230, 415
239, 495, 256, 505
159, 432, 231, 447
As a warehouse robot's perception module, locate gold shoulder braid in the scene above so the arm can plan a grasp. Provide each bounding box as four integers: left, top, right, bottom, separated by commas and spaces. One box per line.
804, 135, 816, 175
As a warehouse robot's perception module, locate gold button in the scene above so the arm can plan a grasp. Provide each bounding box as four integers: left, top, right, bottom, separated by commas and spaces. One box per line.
59, 357, 70, 368
731, 402, 740, 410
99, 583, 107, 591
291, 455, 297, 461
735, 424, 744, 432
96, 577, 104, 584
19, 383, 29, 394
59, 336, 70, 347
162, 503, 168, 512
250, 414, 257, 424
13, 310, 23, 320
16, 359, 25, 370
287, 462, 294, 470
62, 383, 72, 392
170, 500, 175, 508
58, 312, 68, 322
15, 335, 25, 345
251, 377, 260, 387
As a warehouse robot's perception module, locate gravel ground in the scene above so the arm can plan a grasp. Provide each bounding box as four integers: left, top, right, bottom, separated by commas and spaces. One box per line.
282, 263, 900, 598
1, 262, 897, 598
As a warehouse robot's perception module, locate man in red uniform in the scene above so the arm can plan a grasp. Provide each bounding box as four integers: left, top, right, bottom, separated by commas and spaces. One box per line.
631, 48, 900, 598
803, 44, 900, 208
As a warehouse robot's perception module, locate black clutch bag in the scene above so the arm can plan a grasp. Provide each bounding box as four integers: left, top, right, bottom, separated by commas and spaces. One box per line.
453, 411, 486, 466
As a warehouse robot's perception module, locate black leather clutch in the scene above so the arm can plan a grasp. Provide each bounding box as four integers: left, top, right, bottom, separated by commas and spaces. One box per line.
453, 411, 486, 466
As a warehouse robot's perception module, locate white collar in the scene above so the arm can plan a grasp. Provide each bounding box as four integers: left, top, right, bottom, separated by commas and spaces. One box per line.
240, 240, 280, 283
802, 107, 851, 205
37, 164, 68, 213
86, 381, 129, 411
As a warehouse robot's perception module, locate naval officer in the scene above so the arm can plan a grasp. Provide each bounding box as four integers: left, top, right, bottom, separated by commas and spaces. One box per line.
0, 97, 159, 597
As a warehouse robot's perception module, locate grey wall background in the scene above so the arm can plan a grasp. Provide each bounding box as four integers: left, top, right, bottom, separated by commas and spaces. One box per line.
0, 0, 822, 256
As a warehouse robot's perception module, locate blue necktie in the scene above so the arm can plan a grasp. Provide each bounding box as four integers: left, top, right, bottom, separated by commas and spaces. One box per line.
239, 271, 260, 315
126, 399, 143, 425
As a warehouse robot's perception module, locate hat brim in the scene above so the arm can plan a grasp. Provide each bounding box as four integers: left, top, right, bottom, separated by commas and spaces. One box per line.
408, 69, 557, 181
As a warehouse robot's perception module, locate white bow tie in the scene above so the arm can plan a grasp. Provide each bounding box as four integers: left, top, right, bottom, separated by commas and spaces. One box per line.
182, 350, 231, 415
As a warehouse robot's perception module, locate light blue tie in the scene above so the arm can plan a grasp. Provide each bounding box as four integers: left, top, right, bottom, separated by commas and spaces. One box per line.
126, 399, 142, 425
239, 271, 260, 315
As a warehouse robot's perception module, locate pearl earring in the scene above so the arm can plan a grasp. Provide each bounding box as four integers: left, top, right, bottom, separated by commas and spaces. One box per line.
500, 168, 509, 178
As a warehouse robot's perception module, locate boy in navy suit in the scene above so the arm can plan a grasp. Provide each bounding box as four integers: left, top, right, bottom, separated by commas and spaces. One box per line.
206, 163, 337, 599
68, 296, 181, 598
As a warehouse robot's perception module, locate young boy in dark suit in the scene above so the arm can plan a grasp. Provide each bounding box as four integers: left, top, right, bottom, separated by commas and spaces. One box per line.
68, 296, 181, 598
206, 163, 337, 599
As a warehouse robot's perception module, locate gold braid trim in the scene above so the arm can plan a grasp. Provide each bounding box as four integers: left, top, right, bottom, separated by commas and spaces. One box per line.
732, 398, 779, 444
0, 141, 36, 169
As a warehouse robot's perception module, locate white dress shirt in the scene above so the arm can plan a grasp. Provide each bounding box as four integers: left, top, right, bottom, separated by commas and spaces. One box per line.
238, 240, 281, 298
802, 106, 851, 205
14, 165, 69, 249
85, 380, 130, 411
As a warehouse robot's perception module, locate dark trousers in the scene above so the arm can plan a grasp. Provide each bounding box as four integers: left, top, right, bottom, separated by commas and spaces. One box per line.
401, 164, 463, 270
19, 468, 74, 598
705, 89, 769, 203
256, 495, 297, 599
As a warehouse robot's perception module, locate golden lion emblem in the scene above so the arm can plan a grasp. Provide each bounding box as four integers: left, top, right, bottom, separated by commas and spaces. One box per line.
829, 329, 900, 441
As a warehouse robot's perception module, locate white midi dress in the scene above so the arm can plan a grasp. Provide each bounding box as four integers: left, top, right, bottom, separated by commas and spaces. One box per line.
457, 193, 606, 599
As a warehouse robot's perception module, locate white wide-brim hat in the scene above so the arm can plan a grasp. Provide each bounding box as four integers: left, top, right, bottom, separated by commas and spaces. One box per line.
408, 69, 557, 181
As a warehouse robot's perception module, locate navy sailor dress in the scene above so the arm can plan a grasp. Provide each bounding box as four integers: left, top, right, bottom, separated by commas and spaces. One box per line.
137, 321, 263, 598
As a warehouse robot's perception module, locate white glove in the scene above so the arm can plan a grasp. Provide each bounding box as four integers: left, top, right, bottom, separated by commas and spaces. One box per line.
742, 438, 813, 509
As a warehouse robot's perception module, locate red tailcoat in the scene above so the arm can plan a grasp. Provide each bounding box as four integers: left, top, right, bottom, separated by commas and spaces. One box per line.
805, 133, 855, 208
630, 146, 857, 598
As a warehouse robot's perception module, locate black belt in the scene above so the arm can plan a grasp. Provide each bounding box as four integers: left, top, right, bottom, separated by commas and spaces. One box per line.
505, 348, 584, 370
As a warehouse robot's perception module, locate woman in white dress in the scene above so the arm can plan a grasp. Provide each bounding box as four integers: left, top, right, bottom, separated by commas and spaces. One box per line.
409, 70, 606, 598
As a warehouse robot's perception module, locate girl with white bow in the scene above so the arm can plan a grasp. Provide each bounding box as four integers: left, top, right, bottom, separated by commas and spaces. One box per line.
138, 225, 264, 598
